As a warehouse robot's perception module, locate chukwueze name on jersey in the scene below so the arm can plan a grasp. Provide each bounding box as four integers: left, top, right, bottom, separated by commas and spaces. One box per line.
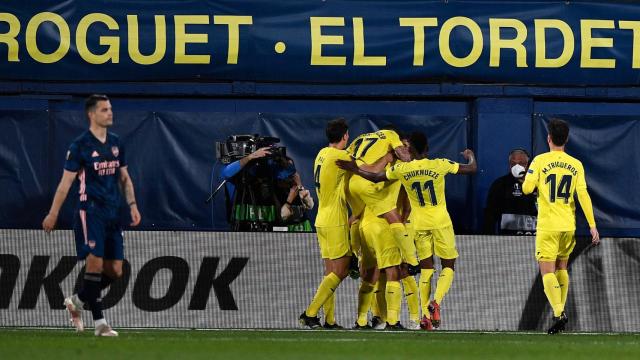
401, 168, 441, 181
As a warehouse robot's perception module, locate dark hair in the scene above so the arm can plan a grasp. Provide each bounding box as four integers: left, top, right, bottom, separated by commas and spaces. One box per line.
85, 94, 109, 114
409, 131, 428, 155
509, 148, 530, 160
326, 118, 348, 143
548, 119, 569, 146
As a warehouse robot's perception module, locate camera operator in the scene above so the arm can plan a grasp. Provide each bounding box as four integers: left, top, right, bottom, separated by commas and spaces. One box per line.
218, 145, 274, 231
276, 166, 314, 231
220, 146, 272, 204
215, 135, 313, 231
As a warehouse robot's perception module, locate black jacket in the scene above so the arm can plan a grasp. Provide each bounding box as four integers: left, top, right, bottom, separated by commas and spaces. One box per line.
483, 173, 538, 235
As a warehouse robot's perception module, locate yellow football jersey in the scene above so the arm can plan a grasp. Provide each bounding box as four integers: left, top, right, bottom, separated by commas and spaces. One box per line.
347, 129, 403, 165
523, 150, 595, 231
386, 158, 459, 230
313, 147, 353, 227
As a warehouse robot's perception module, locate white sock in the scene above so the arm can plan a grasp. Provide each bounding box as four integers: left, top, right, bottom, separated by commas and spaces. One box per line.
94, 318, 107, 327
72, 294, 84, 307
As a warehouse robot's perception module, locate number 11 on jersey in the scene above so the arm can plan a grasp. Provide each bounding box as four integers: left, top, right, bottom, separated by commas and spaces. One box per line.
411, 180, 437, 206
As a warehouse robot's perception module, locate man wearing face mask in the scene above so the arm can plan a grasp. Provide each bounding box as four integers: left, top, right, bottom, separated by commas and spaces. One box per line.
483, 149, 538, 235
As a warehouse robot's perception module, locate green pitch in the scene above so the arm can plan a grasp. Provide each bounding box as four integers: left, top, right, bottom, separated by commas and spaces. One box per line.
1, 329, 639, 360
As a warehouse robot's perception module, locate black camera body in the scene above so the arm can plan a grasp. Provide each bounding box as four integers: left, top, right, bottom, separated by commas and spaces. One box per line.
216, 134, 286, 164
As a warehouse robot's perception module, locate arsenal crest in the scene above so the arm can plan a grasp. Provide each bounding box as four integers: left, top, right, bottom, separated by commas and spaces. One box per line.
111, 146, 119, 157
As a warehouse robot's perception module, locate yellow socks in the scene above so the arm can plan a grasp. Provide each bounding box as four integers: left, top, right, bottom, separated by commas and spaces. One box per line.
401, 276, 420, 322
542, 273, 563, 317
356, 281, 375, 326
371, 283, 380, 318
419, 268, 434, 317
555, 270, 569, 308
374, 276, 387, 322
434, 267, 454, 305
389, 223, 418, 266
323, 293, 335, 325
306, 272, 341, 317
385, 281, 402, 325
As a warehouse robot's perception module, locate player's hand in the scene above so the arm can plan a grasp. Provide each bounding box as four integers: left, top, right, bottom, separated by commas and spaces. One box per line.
336, 159, 358, 172
590, 227, 600, 246
461, 149, 475, 160
130, 205, 141, 226
292, 172, 302, 186
249, 147, 271, 160
299, 189, 314, 209
42, 213, 58, 233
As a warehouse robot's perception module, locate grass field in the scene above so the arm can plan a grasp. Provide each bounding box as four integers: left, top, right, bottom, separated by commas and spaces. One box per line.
1, 329, 639, 360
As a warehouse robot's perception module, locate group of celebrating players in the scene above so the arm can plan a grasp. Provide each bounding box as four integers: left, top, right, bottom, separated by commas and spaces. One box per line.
41, 95, 599, 335
300, 117, 599, 334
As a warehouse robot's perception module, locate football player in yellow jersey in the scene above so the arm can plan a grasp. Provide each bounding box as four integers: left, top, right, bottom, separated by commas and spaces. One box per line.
347, 127, 420, 270
299, 118, 353, 329
338, 131, 477, 330
349, 158, 412, 329
522, 119, 600, 334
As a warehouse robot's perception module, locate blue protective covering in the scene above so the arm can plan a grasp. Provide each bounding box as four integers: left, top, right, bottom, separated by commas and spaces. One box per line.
0, 98, 470, 231
533, 113, 640, 236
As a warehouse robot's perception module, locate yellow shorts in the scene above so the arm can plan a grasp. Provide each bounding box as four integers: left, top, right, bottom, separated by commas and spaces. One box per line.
404, 221, 417, 263
535, 230, 575, 261
349, 175, 400, 217
414, 225, 458, 260
361, 217, 401, 270
356, 221, 377, 270
316, 225, 351, 260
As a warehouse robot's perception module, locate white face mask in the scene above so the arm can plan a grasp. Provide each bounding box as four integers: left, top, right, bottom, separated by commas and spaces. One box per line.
511, 164, 526, 178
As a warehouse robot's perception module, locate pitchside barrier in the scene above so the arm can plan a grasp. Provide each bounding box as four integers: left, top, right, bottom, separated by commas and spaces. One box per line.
1, 230, 639, 332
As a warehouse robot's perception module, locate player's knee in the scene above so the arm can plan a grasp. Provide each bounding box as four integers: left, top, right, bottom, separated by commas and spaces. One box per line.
334, 266, 349, 280
441, 258, 456, 270
334, 271, 348, 280
420, 257, 434, 269
384, 266, 400, 281
104, 265, 123, 279
111, 269, 123, 279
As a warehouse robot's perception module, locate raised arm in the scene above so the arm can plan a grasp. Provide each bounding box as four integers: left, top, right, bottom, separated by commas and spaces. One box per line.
457, 149, 477, 175
221, 147, 272, 180
336, 159, 388, 183
42, 170, 77, 232
119, 167, 141, 226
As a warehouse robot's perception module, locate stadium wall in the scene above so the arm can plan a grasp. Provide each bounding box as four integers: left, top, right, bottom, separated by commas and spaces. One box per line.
1, 96, 639, 236
1, 230, 639, 332
2, 0, 640, 235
